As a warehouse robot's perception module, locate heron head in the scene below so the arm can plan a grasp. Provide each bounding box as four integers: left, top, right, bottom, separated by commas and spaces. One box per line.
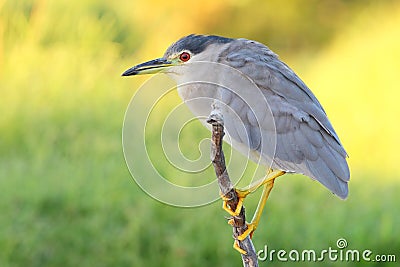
121, 34, 233, 77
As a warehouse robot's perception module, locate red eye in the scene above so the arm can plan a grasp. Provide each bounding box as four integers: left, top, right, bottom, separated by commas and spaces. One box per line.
179, 52, 191, 62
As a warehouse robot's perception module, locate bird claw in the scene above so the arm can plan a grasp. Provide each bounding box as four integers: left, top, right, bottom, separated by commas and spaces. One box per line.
221, 189, 250, 217
237, 222, 256, 241
233, 240, 248, 255
231, 222, 256, 254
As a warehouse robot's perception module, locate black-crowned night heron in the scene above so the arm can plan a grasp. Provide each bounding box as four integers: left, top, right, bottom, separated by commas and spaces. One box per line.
122, 34, 350, 254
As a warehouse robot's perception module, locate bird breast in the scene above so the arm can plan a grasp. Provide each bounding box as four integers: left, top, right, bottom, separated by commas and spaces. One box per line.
176, 82, 276, 167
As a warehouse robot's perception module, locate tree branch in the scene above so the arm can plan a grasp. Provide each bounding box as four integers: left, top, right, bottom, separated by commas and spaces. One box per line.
207, 111, 259, 267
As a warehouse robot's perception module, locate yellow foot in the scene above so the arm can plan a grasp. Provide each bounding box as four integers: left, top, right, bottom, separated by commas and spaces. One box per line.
228, 222, 256, 255
233, 240, 247, 254
221, 189, 250, 217
228, 220, 256, 240
237, 222, 256, 241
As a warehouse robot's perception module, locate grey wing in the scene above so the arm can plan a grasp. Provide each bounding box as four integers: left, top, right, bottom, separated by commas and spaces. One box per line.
270, 94, 350, 199
222, 39, 350, 199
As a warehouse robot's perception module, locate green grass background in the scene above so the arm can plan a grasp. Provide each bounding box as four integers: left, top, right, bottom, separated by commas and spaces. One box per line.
1, 0, 399, 266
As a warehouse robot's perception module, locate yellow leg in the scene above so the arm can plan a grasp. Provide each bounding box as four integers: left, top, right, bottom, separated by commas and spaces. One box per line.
228, 181, 276, 254
237, 169, 285, 195
235, 170, 285, 246
237, 179, 275, 241
221, 169, 285, 254
221, 169, 284, 217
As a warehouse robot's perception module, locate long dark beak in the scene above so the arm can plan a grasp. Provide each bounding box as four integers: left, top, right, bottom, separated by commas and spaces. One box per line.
122, 58, 173, 76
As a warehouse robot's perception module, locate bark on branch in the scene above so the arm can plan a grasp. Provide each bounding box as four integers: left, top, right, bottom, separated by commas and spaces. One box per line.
207, 111, 259, 267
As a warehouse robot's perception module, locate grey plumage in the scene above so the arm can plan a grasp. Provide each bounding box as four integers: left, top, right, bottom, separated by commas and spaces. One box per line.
215, 37, 349, 198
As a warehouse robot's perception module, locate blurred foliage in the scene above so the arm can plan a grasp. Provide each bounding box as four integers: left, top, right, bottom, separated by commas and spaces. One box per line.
214, 0, 396, 57
0, 0, 399, 266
